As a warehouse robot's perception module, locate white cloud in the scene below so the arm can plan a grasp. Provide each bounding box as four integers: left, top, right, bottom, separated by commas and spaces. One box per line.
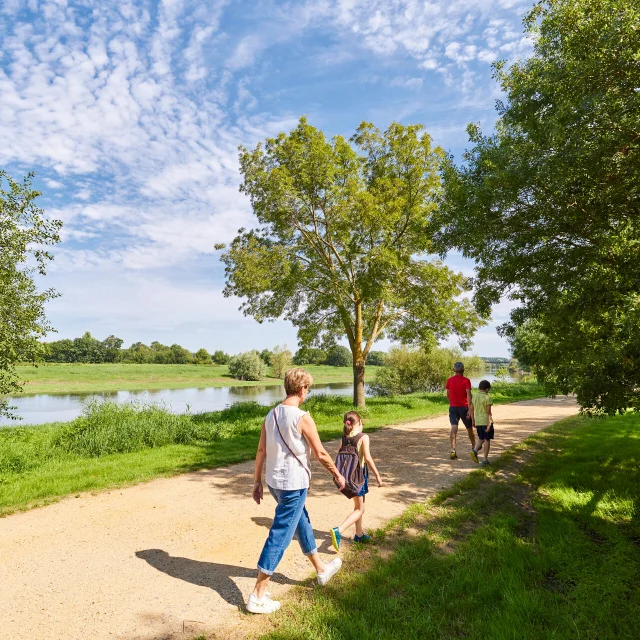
445, 42, 478, 64
313, 0, 534, 96
73, 189, 91, 201
391, 76, 423, 90
226, 35, 263, 71
477, 49, 499, 64
0, 0, 297, 276
418, 58, 439, 71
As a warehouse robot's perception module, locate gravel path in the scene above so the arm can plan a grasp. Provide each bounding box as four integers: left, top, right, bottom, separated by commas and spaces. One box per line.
0, 396, 578, 640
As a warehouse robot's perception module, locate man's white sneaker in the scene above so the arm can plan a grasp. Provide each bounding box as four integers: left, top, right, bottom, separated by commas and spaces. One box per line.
317, 557, 342, 586
246, 592, 281, 614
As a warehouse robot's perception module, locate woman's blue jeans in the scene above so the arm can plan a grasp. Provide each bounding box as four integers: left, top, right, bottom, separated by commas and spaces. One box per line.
257, 486, 317, 575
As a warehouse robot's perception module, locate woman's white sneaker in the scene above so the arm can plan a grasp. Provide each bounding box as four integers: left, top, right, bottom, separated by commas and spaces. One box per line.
317, 557, 342, 586
246, 593, 281, 614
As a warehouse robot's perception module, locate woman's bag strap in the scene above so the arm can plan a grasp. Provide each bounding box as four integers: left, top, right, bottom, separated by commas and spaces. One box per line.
273, 409, 311, 481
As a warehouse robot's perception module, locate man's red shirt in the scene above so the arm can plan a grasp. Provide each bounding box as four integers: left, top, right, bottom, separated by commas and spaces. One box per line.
446, 375, 471, 407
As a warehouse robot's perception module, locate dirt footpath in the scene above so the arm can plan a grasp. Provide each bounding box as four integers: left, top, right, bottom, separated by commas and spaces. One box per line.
0, 396, 577, 640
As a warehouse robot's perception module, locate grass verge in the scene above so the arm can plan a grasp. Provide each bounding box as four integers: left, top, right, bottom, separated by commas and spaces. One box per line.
13, 363, 375, 394
0, 383, 542, 516
255, 411, 640, 640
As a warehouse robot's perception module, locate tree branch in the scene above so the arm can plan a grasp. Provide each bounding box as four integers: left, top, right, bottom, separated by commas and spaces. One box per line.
377, 309, 408, 335
291, 220, 357, 305
363, 299, 385, 358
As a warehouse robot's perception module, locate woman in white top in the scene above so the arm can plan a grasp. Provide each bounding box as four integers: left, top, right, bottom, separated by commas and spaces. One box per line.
246, 368, 346, 615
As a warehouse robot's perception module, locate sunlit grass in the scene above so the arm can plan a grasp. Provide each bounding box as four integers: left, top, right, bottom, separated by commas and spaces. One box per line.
13, 363, 375, 394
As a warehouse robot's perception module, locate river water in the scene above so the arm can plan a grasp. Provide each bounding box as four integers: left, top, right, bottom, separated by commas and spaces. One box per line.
0, 375, 511, 427
0, 383, 354, 427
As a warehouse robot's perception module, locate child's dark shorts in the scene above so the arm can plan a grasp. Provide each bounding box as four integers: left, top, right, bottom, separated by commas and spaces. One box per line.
449, 406, 472, 429
476, 424, 495, 441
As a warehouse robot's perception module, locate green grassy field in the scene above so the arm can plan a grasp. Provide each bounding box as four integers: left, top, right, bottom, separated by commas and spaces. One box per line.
12, 363, 371, 395
257, 411, 640, 640
0, 383, 542, 516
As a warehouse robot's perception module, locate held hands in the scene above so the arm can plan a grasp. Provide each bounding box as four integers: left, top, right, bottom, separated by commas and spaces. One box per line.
252, 480, 263, 505
376, 475, 383, 488
333, 473, 346, 491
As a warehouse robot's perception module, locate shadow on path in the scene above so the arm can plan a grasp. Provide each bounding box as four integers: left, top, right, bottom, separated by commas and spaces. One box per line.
135, 549, 303, 608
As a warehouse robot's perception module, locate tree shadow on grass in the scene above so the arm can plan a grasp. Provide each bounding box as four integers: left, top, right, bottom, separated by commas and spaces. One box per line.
135, 549, 304, 608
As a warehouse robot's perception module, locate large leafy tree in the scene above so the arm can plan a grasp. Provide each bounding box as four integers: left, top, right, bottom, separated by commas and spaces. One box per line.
435, 0, 640, 413
220, 118, 482, 406
1, 171, 62, 417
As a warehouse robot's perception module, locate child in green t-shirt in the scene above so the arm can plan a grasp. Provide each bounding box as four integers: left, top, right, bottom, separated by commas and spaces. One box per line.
469, 380, 493, 466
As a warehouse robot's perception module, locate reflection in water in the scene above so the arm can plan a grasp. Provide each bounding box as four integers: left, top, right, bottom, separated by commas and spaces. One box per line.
0, 374, 514, 428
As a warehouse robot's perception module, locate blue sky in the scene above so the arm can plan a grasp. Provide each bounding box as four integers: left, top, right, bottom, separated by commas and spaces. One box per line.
1, 0, 534, 357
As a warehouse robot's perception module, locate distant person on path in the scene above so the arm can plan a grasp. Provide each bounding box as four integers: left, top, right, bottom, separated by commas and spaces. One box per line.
330, 411, 383, 551
247, 368, 346, 615
469, 380, 494, 466
445, 361, 476, 459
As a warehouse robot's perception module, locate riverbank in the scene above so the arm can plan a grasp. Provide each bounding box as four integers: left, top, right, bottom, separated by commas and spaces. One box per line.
0, 383, 542, 516
12, 363, 374, 395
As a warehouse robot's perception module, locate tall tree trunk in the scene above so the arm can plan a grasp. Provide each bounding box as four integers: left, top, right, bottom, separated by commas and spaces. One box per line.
352, 300, 365, 407
353, 358, 366, 407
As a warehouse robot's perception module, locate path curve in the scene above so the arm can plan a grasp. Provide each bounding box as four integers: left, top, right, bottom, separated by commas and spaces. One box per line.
0, 396, 577, 640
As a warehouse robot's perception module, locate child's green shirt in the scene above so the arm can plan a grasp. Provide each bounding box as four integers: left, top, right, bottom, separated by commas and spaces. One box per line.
472, 390, 492, 426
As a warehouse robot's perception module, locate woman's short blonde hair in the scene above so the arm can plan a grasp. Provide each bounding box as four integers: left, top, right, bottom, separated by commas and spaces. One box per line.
284, 368, 314, 396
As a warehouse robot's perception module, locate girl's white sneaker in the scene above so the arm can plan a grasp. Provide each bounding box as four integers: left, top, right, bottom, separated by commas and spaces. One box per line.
317, 557, 342, 586
246, 593, 281, 614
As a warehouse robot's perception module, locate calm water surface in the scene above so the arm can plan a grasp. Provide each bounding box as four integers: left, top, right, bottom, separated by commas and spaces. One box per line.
0, 383, 353, 427
1, 374, 511, 427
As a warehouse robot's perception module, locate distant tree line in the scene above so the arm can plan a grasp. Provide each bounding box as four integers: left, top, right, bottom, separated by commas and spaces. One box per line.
41, 332, 209, 365
39, 333, 388, 368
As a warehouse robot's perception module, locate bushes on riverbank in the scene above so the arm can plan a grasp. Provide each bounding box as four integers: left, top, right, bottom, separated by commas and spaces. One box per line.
371, 347, 486, 396
0, 400, 266, 476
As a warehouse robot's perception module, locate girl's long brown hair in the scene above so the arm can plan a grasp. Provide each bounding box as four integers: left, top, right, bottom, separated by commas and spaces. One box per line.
343, 410, 362, 437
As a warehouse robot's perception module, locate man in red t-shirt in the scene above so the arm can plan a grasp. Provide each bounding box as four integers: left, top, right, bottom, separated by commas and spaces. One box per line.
445, 361, 476, 459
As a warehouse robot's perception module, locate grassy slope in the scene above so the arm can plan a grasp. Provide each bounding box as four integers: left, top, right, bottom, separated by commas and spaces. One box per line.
13, 364, 372, 395
0, 384, 542, 516
258, 412, 640, 640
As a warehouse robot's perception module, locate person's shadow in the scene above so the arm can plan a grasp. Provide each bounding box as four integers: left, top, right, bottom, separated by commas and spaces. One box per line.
135, 549, 303, 608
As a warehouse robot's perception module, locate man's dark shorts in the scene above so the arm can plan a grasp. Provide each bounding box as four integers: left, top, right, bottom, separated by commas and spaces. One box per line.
449, 406, 472, 429
476, 424, 495, 441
